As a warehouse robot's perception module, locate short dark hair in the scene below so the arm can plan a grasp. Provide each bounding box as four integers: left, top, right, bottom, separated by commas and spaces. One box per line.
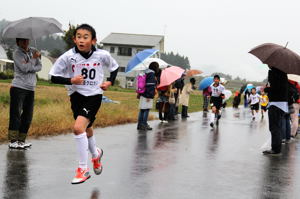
74, 24, 96, 40
16, 38, 29, 45
214, 74, 220, 80
190, 78, 196, 84
251, 88, 256, 91
149, 62, 159, 72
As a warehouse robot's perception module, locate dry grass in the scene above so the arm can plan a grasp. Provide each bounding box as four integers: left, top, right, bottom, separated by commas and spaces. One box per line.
0, 82, 234, 142
0, 83, 141, 142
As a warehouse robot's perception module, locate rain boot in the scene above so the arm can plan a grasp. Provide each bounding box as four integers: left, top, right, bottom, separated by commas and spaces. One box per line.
182, 106, 188, 118
186, 106, 190, 117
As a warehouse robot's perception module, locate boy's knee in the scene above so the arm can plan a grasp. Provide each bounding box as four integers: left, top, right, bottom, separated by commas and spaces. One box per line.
73, 124, 85, 135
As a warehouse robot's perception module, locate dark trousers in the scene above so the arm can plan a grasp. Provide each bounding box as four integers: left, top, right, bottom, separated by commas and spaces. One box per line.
138, 109, 150, 126
9, 87, 34, 141
282, 113, 291, 140
168, 103, 176, 120
268, 106, 285, 153
182, 105, 188, 117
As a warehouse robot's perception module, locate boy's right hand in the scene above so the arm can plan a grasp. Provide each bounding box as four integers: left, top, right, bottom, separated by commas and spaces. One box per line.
32, 51, 41, 59
71, 75, 84, 85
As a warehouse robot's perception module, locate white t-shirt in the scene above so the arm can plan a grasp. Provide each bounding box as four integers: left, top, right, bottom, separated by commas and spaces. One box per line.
210, 84, 225, 97
249, 93, 260, 105
49, 48, 119, 96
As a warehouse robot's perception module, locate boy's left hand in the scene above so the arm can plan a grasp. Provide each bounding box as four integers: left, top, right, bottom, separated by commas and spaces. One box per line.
100, 81, 112, 91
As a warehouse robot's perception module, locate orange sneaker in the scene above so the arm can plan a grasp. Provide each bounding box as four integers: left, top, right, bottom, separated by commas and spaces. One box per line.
71, 168, 91, 184
91, 148, 103, 175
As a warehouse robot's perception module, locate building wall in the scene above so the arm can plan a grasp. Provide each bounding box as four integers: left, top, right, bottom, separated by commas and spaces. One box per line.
0, 61, 4, 72
37, 56, 53, 80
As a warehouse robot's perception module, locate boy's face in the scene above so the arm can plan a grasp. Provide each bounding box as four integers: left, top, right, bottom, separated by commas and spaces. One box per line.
214, 78, 220, 84
251, 89, 256, 94
73, 29, 96, 52
261, 91, 265, 95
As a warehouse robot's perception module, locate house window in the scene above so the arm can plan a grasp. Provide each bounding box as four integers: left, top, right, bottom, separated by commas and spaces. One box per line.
119, 67, 126, 72
136, 49, 144, 53
118, 47, 132, 56
110, 47, 115, 53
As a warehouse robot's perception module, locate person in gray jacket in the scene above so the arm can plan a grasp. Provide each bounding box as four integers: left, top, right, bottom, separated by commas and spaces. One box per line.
8, 38, 42, 149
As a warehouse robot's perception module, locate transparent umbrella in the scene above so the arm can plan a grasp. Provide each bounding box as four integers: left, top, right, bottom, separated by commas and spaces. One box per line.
1, 17, 63, 40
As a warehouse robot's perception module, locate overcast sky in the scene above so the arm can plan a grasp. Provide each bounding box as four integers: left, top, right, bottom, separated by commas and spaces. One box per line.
1, 0, 300, 81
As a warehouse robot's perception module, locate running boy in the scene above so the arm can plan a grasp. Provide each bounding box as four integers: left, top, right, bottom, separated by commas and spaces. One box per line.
248, 88, 260, 120
209, 75, 225, 128
260, 90, 269, 118
49, 24, 119, 184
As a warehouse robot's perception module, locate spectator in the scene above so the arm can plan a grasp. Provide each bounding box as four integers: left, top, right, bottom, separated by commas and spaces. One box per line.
8, 38, 42, 149
263, 67, 288, 155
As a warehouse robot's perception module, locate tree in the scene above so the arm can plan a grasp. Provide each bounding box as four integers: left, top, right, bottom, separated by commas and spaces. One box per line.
50, 48, 63, 58
234, 76, 241, 81
36, 35, 65, 52
62, 23, 77, 50
6, 48, 13, 60
161, 51, 191, 70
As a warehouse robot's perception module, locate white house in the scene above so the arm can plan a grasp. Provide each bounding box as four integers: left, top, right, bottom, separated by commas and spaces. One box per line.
0, 44, 13, 72
101, 33, 164, 88
37, 56, 55, 80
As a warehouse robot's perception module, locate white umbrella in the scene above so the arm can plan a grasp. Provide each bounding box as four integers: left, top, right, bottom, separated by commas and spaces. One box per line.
1, 17, 63, 40
223, 90, 232, 101
128, 57, 168, 72
288, 74, 300, 82
220, 77, 228, 85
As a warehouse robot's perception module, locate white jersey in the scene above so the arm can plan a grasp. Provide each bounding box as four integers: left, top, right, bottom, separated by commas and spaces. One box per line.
210, 84, 225, 97
49, 48, 119, 96
249, 93, 260, 105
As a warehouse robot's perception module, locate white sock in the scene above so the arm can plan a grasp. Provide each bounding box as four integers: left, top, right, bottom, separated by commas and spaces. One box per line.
210, 112, 215, 123
74, 132, 89, 169
88, 135, 99, 158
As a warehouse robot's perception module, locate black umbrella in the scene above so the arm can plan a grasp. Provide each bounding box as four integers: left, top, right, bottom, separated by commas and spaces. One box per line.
249, 43, 300, 75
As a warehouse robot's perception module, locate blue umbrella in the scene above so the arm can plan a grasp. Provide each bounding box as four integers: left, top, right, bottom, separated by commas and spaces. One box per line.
243, 84, 254, 93
198, 77, 214, 90
125, 49, 158, 73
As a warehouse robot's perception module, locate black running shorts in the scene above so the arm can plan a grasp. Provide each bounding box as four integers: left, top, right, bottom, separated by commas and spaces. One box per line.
250, 103, 259, 111
70, 92, 102, 128
210, 96, 223, 110
261, 105, 267, 111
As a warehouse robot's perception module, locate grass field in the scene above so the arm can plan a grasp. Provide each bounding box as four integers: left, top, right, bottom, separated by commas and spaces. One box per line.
0, 82, 234, 142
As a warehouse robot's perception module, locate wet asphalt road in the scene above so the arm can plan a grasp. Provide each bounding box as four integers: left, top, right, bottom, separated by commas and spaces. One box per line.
1, 108, 300, 199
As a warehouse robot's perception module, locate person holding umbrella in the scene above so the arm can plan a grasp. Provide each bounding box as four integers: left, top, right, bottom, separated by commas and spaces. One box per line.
263, 67, 288, 155
249, 43, 300, 155
2, 17, 63, 149
179, 78, 196, 118
8, 38, 42, 149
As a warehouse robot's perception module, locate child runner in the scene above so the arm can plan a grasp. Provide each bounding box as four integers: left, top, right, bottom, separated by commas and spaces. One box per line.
248, 88, 260, 120
209, 75, 225, 128
49, 24, 119, 184
260, 90, 269, 118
